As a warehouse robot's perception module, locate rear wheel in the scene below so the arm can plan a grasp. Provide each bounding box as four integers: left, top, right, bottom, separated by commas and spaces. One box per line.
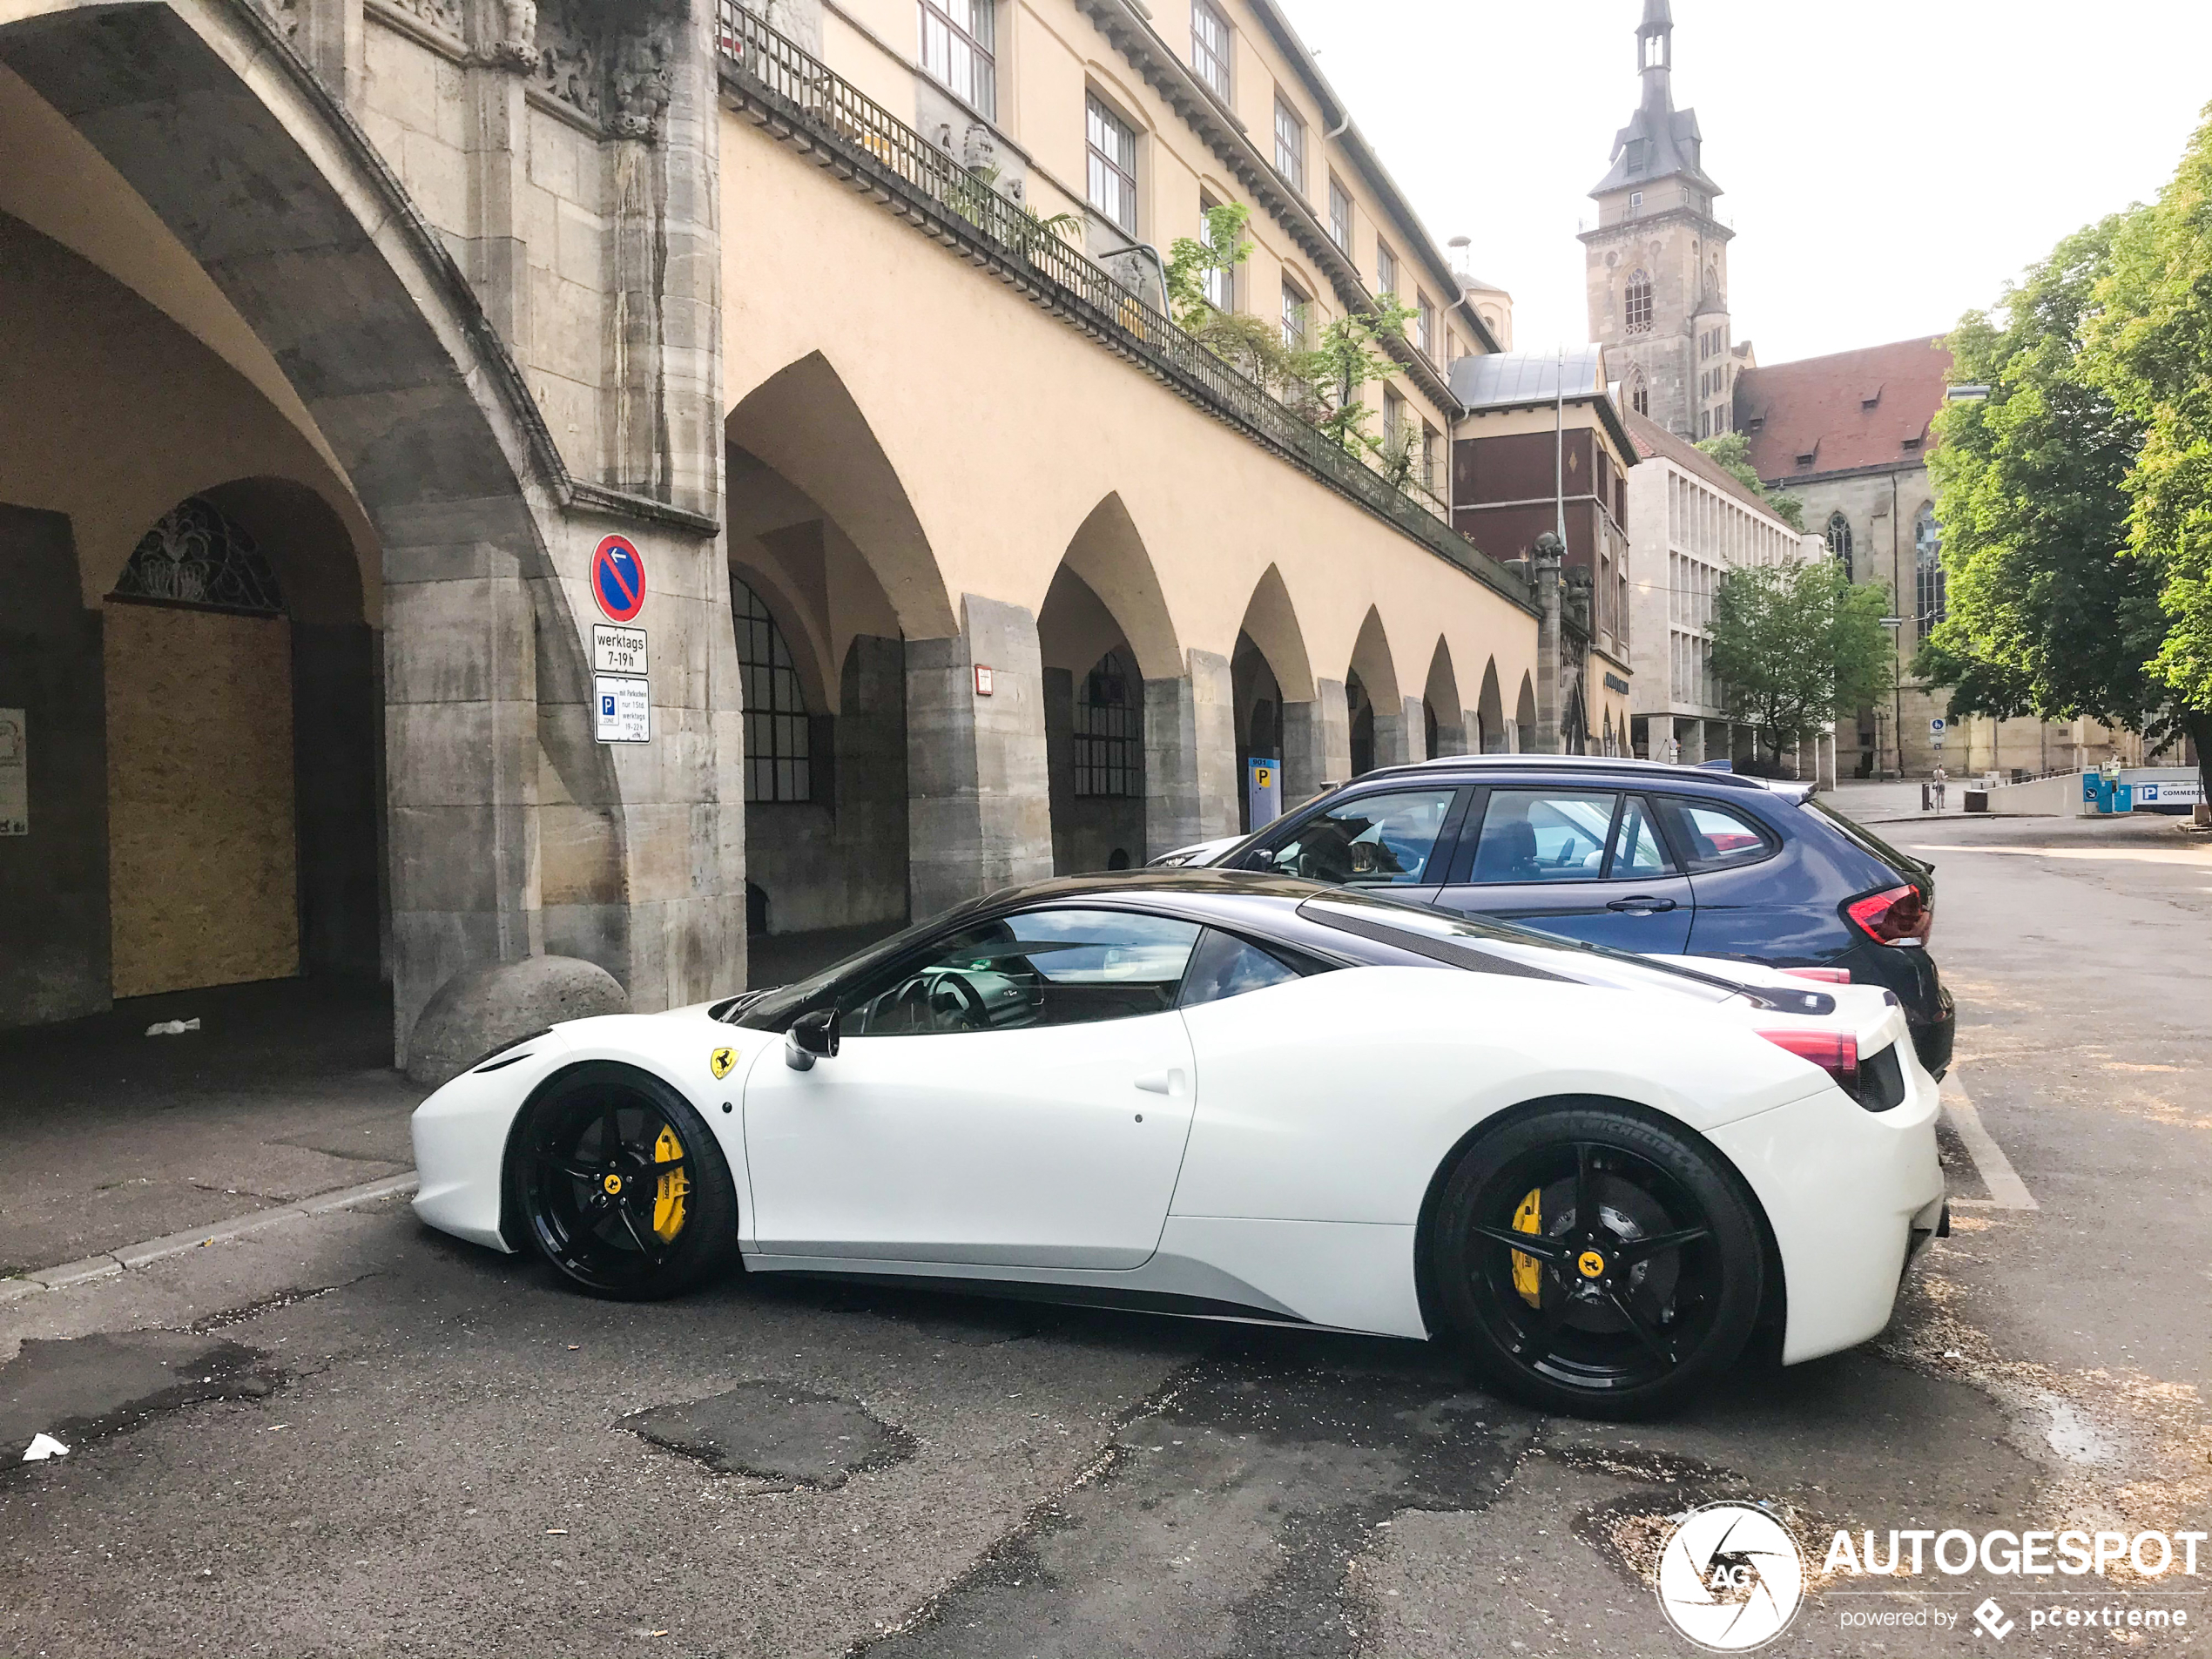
509, 1063, 738, 1300
1430, 1103, 1764, 1420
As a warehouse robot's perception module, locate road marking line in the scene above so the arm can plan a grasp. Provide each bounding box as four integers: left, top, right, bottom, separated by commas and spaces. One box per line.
1941, 1076, 2037, 1211
0, 1172, 420, 1305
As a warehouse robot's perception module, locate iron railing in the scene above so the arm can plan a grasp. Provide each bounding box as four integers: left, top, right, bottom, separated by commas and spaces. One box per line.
714, 3, 1521, 603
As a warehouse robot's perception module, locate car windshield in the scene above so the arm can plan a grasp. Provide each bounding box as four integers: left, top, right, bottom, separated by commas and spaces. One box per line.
1295, 888, 1744, 1005
718, 905, 983, 1031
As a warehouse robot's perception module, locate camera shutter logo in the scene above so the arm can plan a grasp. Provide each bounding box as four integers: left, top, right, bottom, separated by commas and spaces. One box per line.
1655, 1502, 1807, 1651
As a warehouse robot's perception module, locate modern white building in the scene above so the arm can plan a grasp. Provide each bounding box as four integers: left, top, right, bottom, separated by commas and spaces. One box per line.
1622, 408, 1827, 772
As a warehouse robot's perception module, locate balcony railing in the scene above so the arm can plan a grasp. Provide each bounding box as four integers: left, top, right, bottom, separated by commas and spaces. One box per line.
714, 2, 1524, 607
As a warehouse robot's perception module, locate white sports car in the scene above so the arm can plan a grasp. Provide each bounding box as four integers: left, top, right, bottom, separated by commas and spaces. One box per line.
411, 871, 1947, 1418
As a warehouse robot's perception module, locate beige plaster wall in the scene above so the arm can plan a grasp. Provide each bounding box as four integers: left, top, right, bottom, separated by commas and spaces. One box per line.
105, 603, 299, 998
720, 106, 1535, 720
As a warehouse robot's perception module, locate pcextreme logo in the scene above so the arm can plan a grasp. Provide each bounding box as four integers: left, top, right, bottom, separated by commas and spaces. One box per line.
1656, 1502, 1808, 1652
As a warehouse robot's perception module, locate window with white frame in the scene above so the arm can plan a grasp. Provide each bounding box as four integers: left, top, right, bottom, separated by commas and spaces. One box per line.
1190, 0, 1232, 100
1415, 292, 1435, 357
1421, 420, 1440, 490
1624, 268, 1653, 333
1280, 277, 1309, 348
1914, 504, 1946, 638
1375, 239, 1398, 299
1272, 95, 1305, 193
1198, 192, 1233, 310
919, 1, 995, 120
1328, 177, 1353, 250
1086, 93, 1138, 236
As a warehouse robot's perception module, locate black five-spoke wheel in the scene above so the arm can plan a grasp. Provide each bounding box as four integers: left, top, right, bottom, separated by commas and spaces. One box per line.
509, 1063, 737, 1300
1432, 1103, 1766, 1419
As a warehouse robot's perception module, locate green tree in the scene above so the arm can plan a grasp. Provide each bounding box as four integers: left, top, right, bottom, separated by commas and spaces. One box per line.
1710, 560, 1893, 765
1287, 291, 1420, 458
1912, 216, 2166, 759
1695, 431, 1805, 530
1164, 203, 1300, 395
2085, 108, 2212, 799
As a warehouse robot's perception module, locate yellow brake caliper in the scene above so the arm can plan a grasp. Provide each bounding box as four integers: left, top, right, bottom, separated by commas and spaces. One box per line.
651, 1123, 690, 1243
1511, 1187, 1544, 1307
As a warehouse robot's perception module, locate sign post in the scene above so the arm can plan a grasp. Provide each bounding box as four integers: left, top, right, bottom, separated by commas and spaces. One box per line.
1247, 756, 1281, 830
588, 539, 650, 744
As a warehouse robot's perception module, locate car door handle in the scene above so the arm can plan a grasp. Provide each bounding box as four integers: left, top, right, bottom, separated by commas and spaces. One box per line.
1134, 1069, 1186, 1096
1605, 896, 1678, 914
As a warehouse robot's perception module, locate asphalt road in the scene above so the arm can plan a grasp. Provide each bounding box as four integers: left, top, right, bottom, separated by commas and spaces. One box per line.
2, 807, 2208, 1657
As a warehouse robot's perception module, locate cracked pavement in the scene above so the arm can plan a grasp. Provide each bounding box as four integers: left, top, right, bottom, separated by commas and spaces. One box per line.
1, 809, 2206, 1656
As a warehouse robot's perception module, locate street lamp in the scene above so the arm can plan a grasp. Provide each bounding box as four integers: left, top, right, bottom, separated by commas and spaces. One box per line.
1878, 617, 1905, 779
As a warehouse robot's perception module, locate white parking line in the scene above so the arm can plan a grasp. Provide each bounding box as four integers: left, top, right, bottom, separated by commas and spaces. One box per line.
0, 1172, 420, 1305
1941, 1076, 2038, 1211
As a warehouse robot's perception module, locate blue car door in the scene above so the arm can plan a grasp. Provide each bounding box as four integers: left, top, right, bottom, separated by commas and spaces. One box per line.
1430, 786, 1696, 952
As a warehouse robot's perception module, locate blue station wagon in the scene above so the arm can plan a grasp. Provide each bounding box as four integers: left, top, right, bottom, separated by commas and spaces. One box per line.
1157, 756, 1954, 1076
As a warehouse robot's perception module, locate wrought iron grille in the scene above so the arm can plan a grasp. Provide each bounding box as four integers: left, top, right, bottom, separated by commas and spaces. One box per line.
714, 3, 1480, 572
735, 578, 813, 803
112, 497, 286, 615
1073, 652, 1139, 799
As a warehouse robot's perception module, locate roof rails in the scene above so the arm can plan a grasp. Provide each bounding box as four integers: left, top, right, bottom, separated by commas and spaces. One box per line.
1372, 753, 1777, 792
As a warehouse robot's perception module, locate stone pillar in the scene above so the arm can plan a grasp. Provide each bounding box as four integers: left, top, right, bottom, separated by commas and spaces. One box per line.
1371, 699, 1410, 770
1401, 695, 1429, 764
1143, 648, 1237, 859
1042, 665, 1076, 875
1431, 710, 1467, 759
1283, 678, 1352, 805
907, 595, 1052, 922
1532, 535, 1563, 755
1676, 717, 1705, 764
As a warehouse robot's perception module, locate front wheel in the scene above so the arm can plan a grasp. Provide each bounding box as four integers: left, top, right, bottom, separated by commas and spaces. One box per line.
509, 1063, 738, 1300
1430, 1103, 1766, 1420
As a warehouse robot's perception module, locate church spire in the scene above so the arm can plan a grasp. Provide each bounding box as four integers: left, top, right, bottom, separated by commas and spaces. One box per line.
1638, 0, 1674, 110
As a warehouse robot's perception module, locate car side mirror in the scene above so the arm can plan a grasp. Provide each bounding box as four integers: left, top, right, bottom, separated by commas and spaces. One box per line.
1244, 846, 1277, 871
785, 1008, 841, 1071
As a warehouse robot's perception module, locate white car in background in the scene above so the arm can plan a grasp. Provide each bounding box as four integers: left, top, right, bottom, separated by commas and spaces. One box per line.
412, 872, 1946, 1419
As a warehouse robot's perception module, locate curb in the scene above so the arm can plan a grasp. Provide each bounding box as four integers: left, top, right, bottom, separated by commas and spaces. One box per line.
0, 1173, 420, 1307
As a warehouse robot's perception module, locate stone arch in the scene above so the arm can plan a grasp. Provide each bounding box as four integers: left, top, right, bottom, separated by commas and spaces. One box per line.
1475, 657, 1507, 753
1422, 637, 1464, 759
1056, 493, 1181, 683
1345, 606, 1402, 775
1514, 671, 1538, 753
1231, 563, 1315, 823
726, 351, 958, 643
1233, 563, 1315, 704
0, 1, 738, 1060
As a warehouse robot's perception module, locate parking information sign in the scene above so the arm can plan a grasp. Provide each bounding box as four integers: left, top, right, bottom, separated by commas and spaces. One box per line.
0, 708, 24, 835
594, 675, 650, 744
592, 624, 647, 674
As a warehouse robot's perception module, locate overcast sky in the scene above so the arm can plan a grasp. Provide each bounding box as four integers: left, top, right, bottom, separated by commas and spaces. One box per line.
1270, 0, 2212, 366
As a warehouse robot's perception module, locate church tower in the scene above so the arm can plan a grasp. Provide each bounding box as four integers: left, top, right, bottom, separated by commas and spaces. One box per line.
1580, 0, 1736, 441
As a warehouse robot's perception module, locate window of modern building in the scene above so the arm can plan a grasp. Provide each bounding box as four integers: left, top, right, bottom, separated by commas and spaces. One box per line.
1415, 292, 1436, 357
1190, 0, 1232, 100
1915, 505, 1945, 638
1197, 192, 1233, 311
919, 0, 995, 120
1375, 239, 1398, 299
1086, 93, 1138, 236
1074, 651, 1140, 798
1824, 510, 1854, 582
1698, 409, 1710, 439
735, 578, 812, 804
1272, 96, 1305, 193
1280, 277, 1309, 348
1624, 269, 1653, 334
1328, 176, 1353, 250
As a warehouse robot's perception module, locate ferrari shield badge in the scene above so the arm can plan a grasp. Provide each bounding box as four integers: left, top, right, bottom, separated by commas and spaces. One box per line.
709, 1047, 738, 1080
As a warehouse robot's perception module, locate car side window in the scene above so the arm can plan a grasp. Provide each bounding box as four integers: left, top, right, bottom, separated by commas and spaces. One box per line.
1178, 927, 1304, 1009
1260, 788, 1460, 886
1608, 795, 1676, 878
1657, 797, 1776, 873
1467, 790, 1620, 884
837, 907, 1201, 1036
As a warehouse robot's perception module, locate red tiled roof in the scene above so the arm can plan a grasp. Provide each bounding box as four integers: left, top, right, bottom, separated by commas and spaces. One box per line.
1735, 337, 1952, 484
1622, 407, 1786, 524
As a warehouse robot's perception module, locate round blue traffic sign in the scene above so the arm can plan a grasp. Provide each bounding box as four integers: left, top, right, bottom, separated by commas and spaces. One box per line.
591, 536, 645, 624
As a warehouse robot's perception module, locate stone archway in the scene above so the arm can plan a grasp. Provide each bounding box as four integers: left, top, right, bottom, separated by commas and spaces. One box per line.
0, 2, 741, 1062
1422, 638, 1465, 760
1475, 658, 1507, 753
1346, 607, 1404, 775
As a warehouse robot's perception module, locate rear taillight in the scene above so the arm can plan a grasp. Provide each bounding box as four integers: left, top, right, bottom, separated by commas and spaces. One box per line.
1757, 1028, 1859, 1093
1846, 885, 1931, 946
1780, 967, 1852, 984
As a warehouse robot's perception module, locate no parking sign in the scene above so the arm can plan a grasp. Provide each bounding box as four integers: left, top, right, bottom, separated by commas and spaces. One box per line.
590, 535, 646, 624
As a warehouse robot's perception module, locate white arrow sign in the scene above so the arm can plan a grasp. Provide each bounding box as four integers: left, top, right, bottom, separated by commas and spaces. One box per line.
21, 1433, 70, 1462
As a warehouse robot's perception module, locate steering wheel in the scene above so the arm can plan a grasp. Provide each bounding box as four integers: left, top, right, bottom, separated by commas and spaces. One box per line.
922, 969, 992, 1032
